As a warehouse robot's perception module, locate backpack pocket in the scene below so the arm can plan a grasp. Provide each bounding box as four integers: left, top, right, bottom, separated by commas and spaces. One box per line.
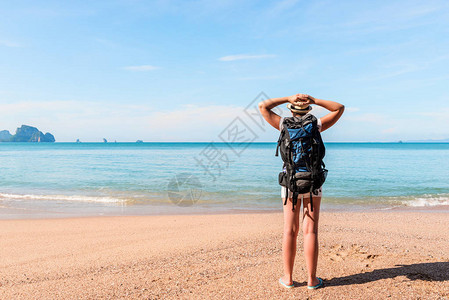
278, 171, 287, 187
294, 171, 312, 180
313, 169, 328, 189
295, 179, 312, 191
293, 171, 313, 193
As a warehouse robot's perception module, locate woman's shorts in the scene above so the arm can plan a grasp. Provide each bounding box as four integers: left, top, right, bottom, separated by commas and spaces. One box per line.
281, 186, 322, 199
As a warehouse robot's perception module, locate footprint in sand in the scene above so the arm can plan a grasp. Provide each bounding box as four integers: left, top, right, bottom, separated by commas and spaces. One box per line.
327, 244, 380, 263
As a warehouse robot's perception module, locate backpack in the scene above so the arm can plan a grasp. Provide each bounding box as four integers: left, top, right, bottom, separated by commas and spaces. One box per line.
275, 114, 328, 212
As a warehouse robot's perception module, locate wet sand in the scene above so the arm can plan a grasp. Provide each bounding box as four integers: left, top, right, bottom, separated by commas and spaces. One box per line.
0, 211, 448, 299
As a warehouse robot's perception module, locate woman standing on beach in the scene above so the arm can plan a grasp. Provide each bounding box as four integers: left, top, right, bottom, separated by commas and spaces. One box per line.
258, 93, 344, 289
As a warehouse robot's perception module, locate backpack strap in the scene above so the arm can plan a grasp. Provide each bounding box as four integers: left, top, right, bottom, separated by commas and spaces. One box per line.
292, 191, 298, 211
308, 116, 321, 213
283, 186, 288, 205
275, 130, 282, 157
309, 143, 314, 213
309, 185, 314, 212
275, 118, 287, 157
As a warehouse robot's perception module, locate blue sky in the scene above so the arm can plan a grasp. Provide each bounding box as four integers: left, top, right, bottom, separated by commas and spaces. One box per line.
0, 0, 448, 142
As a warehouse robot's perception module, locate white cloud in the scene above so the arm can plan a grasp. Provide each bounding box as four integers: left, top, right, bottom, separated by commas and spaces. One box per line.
327, 106, 449, 141
382, 127, 398, 134
0, 101, 251, 142
0, 101, 152, 141
2, 100, 447, 142
218, 54, 276, 61
123, 65, 159, 71
344, 112, 387, 124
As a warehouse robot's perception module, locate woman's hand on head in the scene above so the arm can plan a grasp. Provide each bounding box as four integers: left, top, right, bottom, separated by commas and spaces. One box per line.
288, 93, 311, 105
287, 94, 300, 104
289, 94, 315, 105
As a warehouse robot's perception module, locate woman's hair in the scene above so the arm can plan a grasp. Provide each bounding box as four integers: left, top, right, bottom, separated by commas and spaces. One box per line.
292, 112, 308, 117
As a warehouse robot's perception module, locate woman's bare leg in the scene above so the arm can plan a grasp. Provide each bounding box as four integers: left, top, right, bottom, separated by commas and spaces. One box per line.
281, 197, 301, 285
302, 196, 321, 286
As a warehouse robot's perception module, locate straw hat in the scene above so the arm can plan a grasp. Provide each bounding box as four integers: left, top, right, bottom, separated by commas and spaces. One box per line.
287, 103, 312, 114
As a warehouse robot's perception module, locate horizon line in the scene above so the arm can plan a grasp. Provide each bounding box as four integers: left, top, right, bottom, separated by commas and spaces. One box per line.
2, 141, 449, 144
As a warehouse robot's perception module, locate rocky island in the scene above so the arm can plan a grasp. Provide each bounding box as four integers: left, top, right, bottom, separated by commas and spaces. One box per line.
0, 125, 55, 142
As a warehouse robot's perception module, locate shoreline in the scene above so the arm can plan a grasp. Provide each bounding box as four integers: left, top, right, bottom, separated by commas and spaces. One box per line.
0, 202, 448, 220
1, 202, 449, 220
0, 211, 448, 298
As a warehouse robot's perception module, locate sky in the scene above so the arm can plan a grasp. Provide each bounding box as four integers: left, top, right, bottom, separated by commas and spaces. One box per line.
0, 0, 448, 142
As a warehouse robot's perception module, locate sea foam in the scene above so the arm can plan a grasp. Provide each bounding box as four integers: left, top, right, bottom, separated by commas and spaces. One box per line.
401, 195, 449, 207
0, 193, 125, 204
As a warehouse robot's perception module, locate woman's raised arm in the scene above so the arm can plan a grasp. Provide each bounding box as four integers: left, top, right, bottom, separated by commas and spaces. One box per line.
258, 94, 309, 130
297, 96, 345, 132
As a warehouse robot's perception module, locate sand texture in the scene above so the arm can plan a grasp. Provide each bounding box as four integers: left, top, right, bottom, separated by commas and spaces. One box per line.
0, 211, 448, 299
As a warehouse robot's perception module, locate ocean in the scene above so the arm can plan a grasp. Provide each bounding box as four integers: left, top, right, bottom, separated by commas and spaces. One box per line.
1, 142, 448, 218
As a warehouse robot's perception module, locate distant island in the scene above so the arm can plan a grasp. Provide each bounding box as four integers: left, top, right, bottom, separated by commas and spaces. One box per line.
0, 125, 55, 142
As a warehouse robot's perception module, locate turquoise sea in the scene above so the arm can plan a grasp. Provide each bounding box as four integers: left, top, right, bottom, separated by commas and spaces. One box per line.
1, 142, 448, 218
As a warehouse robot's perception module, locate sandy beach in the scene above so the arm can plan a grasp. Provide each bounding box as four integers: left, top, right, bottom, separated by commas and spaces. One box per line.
0, 211, 448, 299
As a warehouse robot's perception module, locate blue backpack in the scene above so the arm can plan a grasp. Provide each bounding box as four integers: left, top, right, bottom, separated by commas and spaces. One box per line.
276, 114, 328, 211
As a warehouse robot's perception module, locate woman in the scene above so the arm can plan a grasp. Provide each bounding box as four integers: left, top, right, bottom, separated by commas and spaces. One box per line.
258, 93, 344, 289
